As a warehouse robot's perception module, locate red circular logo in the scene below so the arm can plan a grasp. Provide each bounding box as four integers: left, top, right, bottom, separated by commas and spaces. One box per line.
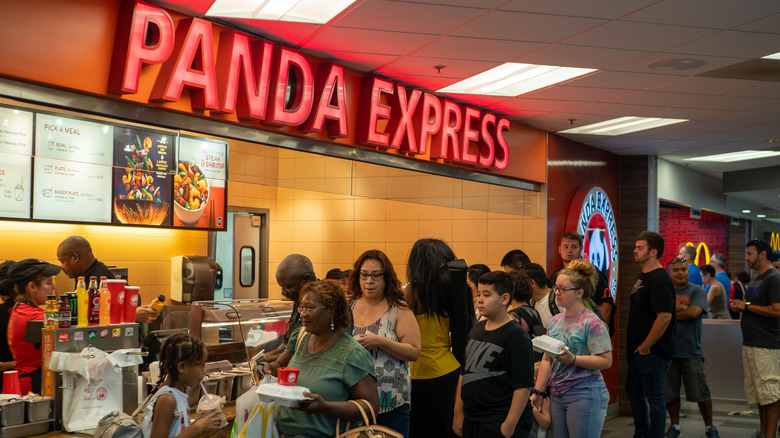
118, 292, 125, 304
130, 295, 139, 306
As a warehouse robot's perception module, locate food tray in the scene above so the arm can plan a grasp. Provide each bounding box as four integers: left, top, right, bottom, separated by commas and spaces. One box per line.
26, 397, 53, 423
256, 383, 311, 407
0, 419, 52, 438
0, 400, 24, 427
532, 335, 565, 356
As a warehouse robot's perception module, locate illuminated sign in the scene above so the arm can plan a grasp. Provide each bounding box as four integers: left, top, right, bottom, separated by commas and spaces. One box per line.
766, 232, 780, 250
108, 1, 511, 171
565, 185, 618, 299
683, 241, 710, 265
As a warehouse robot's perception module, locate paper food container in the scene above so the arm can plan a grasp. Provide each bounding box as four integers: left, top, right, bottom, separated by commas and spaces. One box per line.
532, 335, 565, 356
255, 382, 311, 407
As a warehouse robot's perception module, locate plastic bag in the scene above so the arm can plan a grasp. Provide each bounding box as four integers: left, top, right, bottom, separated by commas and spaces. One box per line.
231, 374, 277, 438
62, 347, 124, 433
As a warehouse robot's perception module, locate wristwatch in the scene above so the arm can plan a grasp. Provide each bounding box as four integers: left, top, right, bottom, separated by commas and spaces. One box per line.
745, 302, 751, 312
530, 388, 548, 398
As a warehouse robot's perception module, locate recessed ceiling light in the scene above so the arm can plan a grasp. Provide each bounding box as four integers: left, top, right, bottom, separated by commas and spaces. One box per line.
558, 116, 688, 136
437, 63, 596, 97
743, 209, 751, 213
757, 214, 767, 218
646, 59, 706, 70
683, 150, 780, 163
762, 52, 780, 60
205, 0, 357, 24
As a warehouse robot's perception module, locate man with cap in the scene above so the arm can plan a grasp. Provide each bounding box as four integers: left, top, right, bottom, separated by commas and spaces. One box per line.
56, 236, 158, 323
731, 239, 780, 438
0, 261, 17, 389
6, 259, 61, 394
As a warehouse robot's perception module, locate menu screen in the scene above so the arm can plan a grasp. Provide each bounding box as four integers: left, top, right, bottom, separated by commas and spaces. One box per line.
174, 136, 227, 230
33, 114, 113, 223
112, 127, 174, 226
0, 108, 33, 219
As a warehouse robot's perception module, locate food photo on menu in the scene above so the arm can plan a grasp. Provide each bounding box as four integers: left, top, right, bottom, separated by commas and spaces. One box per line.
111, 127, 173, 226
173, 136, 227, 230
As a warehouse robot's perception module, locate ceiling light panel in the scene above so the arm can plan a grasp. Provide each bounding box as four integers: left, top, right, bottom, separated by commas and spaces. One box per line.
206, 0, 357, 24
437, 63, 596, 97
683, 150, 780, 163
558, 117, 689, 136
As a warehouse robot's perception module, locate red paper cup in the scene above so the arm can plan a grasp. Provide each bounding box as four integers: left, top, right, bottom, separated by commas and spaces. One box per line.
3, 371, 20, 396
105, 279, 127, 324
123, 286, 140, 323
277, 367, 299, 386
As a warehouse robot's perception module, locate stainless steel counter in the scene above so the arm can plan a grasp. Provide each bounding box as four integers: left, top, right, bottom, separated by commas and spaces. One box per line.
700, 319, 744, 402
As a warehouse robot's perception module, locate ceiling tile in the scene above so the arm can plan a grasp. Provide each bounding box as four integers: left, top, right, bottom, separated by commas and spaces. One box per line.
623, 0, 780, 28
302, 28, 438, 55
419, 0, 507, 7
500, 0, 657, 19
677, 95, 777, 111
412, 36, 546, 62
564, 21, 715, 52
334, 0, 489, 34
571, 71, 683, 89
602, 90, 704, 107
517, 44, 650, 69
735, 13, 780, 34
668, 30, 780, 59
379, 56, 498, 78
317, 51, 400, 72
491, 98, 585, 113
453, 11, 606, 43
730, 83, 780, 99
524, 85, 628, 101
647, 77, 771, 95
609, 53, 746, 76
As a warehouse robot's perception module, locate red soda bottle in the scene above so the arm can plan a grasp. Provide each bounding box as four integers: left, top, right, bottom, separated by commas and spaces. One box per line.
87, 276, 100, 326
58, 294, 71, 329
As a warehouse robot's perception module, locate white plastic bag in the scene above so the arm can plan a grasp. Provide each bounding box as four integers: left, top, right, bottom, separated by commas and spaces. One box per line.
232, 374, 279, 438
61, 347, 125, 433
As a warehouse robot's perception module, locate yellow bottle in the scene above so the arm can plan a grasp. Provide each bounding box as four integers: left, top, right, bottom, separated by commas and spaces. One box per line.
75, 276, 88, 327
150, 294, 166, 312
98, 276, 111, 325
43, 295, 59, 329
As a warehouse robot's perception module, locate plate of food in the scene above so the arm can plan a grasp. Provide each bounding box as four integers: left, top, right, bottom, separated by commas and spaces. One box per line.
173, 160, 209, 224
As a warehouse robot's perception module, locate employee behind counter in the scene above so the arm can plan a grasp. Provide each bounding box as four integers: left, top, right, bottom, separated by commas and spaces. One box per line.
57, 236, 159, 323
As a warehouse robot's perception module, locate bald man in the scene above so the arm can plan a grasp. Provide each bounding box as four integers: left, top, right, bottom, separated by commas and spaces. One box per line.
56, 236, 158, 323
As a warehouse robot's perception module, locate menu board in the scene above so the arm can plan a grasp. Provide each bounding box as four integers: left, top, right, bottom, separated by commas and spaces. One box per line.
174, 136, 227, 230
0, 108, 33, 218
33, 114, 113, 223
112, 127, 174, 226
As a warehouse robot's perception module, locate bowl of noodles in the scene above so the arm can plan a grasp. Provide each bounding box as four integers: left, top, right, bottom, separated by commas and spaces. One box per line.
173, 160, 209, 224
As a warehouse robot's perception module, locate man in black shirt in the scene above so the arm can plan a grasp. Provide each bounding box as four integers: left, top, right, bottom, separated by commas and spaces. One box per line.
626, 231, 675, 438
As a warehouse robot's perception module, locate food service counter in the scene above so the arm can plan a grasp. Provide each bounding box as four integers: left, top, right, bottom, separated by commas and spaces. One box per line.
700, 319, 744, 401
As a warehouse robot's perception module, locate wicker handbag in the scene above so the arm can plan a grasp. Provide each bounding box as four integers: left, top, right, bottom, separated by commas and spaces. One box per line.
335, 400, 403, 438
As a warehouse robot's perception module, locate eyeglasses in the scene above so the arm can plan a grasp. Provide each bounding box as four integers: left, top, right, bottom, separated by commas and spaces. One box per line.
553, 286, 580, 293
670, 257, 687, 264
359, 272, 384, 281
299, 305, 326, 314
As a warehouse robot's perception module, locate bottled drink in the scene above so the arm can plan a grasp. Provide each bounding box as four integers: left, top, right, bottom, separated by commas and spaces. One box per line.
44, 295, 59, 329
99, 276, 111, 325
76, 276, 88, 327
150, 294, 166, 312
87, 276, 100, 326
58, 294, 71, 329
68, 293, 78, 327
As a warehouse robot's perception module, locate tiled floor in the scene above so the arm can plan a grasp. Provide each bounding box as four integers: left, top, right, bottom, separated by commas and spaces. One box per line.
601, 400, 761, 437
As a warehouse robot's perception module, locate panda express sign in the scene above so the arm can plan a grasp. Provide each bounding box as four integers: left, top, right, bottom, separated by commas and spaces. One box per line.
564, 185, 618, 299
108, 1, 514, 171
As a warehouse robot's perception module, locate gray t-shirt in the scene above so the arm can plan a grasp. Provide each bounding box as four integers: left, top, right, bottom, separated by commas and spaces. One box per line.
673, 283, 708, 358
742, 268, 780, 349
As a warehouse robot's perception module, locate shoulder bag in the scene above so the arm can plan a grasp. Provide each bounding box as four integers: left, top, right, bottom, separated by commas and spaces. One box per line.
335, 399, 403, 438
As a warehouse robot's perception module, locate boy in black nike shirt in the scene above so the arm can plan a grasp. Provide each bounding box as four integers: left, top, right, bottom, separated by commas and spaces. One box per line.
453, 271, 535, 438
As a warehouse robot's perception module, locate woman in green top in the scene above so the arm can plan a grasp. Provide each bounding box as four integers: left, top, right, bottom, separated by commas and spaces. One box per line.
264, 280, 379, 438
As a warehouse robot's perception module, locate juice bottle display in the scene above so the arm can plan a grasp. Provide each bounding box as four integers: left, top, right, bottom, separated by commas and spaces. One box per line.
58, 294, 71, 329
44, 295, 59, 329
99, 276, 111, 325
150, 295, 166, 312
88, 276, 100, 326
76, 276, 88, 327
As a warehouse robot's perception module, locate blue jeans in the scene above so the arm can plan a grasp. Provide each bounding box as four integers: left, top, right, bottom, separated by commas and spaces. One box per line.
377, 403, 410, 437
625, 352, 671, 438
550, 379, 609, 438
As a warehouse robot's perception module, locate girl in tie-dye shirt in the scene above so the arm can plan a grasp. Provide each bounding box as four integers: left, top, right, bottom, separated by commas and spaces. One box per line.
530, 259, 613, 438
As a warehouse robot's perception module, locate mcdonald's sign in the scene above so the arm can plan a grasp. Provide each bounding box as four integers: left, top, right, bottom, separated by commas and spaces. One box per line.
766, 232, 780, 251
683, 242, 710, 266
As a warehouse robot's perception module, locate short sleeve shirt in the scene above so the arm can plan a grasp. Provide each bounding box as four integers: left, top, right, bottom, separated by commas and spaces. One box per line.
277, 328, 376, 437
741, 268, 780, 349
461, 319, 535, 424
673, 283, 708, 358
547, 308, 612, 395
627, 267, 676, 357
687, 264, 703, 286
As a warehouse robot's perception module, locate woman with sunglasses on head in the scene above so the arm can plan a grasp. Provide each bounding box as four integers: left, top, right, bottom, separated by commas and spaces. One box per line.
262, 280, 379, 438
530, 259, 612, 438
349, 249, 421, 436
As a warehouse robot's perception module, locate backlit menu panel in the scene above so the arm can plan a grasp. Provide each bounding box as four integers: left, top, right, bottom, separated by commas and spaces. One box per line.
0, 107, 33, 218
173, 136, 228, 230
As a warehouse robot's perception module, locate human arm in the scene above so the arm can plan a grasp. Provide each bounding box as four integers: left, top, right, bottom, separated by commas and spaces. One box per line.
501, 387, 531, 438
635, 312, 672, 354
355, 306, 421, 361
135, 305, 159, 324
598, 302, 612, 328
552, 347, 612, 370
148, 394, 220, 438
0, 361, 15, 372
263, 341, 288, 363
530, 354, 552, 410
532, 395, 551, 429
299, 374, 379, 420
730, 300, 780, 317
258, 350, 291, 376
676, 304, 703, 320
707, 284, 723, 308
452, 375, 464, 437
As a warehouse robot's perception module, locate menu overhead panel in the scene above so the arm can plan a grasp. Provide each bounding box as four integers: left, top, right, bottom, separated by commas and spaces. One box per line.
174, 136, 227, 230
0, 108, 33, 219
112, 127, 174, 226
33, 114, 113, 223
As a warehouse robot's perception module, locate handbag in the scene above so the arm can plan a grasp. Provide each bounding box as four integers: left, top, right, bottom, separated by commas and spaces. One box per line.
93, 390, 156, 438
335, 399, 403, 438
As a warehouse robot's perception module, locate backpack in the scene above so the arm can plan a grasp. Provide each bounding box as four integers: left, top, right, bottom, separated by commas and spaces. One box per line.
93, 389, 156, 438
510, 305, 546, 361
